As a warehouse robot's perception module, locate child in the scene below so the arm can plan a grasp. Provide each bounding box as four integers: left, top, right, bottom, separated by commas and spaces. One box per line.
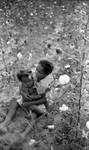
0, 60, 54, 133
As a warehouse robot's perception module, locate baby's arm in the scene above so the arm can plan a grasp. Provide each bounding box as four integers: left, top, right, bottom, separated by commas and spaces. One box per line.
22, 88, 50, 107
22, 98, 46, 107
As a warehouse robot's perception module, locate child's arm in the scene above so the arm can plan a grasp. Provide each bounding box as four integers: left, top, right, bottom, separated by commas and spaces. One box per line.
27, 94, 44, 100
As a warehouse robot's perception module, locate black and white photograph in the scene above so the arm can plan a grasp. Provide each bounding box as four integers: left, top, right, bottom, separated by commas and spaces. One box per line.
0, 0, 89, 149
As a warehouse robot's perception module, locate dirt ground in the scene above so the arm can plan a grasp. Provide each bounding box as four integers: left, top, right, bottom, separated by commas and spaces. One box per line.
0, 0, 89, 149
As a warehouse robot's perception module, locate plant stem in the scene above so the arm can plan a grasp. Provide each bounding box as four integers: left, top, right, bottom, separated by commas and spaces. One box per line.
77, 52, 85, 125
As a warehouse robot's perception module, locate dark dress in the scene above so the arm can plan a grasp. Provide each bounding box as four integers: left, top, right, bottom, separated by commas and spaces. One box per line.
17, 70, 38, 101
17, 70, 48, 116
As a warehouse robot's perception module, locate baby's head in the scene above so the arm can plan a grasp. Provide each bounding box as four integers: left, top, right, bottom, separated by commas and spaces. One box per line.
17, 70, 32, 82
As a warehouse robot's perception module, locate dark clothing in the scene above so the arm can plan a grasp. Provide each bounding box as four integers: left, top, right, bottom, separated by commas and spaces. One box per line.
17, 70, 49, 116
17, 71, 40, 102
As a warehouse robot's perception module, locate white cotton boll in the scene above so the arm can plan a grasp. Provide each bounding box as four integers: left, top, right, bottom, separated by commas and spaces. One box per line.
65, 64, 70, 68
79, 29, 85, 33
38, 105, 46, 113
47, 125, 55, 129
29, 139, 36, 145
17, 52, 22, 60
59, 74, 70, 85
7, 41, 11, 44
2, 71, 7, 76
82, 129, 88, 139
59, 104, 69, 111
86, 121, 89, 129
82, 2, 87, 6
29, 53, 32, 60
30, 13, 33, 16
44, 26, 48, 30
85, 60, 89, 65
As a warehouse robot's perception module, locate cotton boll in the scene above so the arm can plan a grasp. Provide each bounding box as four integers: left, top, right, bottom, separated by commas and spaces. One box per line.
86, 121, 89, 129
44, 26, 48, 30
85, 60, 89, 65
65, 64, 70, 68
47, 125, 55, 129
82, 2, 87, 6
30, 13, 34, 16
48, 99, 54, 106
17, 52, 22, 60
82, 129, 88, 139
7, 41, 11, 44
59, 104, 69, 111
28, 53, 32, 60
59, 74, 70, 85
0, 75, 2, 81
29, 139, 36, 145
38, 105, 46, 113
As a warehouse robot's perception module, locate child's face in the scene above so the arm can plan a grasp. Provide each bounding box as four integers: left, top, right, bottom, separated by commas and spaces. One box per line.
21, 76, 29, 83
35, 64, 46, 82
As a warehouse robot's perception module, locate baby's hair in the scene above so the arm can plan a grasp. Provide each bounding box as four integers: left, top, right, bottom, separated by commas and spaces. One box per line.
39, 60, 54, 75
17, 70, 31, 81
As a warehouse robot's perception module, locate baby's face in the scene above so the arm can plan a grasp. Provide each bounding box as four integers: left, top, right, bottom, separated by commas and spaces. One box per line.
21, 76, 29, 83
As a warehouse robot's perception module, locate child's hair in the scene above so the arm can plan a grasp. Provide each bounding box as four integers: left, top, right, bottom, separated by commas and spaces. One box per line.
39, 60, 54, 75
